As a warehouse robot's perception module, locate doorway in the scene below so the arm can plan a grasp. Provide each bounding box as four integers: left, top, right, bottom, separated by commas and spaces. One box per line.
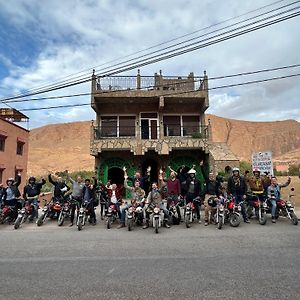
107, 167, 125, 196
140, 113, 158, 139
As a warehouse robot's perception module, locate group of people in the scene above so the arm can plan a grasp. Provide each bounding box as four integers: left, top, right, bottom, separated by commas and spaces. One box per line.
0, 163, 293, 227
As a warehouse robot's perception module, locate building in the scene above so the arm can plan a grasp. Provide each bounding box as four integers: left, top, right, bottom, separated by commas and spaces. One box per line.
90, 70, 238, 195
0, 108, 29, 192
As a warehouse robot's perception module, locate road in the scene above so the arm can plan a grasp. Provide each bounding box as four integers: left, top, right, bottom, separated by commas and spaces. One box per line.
0, 215, 299, 300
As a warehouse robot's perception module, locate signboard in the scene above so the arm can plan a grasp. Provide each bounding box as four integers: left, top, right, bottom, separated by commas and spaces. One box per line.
252, 151, 274, 176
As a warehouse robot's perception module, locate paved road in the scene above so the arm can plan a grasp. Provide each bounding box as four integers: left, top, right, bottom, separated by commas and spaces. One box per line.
0, 215, 299, 300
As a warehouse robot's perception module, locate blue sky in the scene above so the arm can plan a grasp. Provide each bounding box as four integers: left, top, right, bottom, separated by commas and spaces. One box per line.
0, 0, 299, 128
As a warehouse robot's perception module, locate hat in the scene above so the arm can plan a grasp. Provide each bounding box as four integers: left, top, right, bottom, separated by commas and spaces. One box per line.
188, 168, 196, 174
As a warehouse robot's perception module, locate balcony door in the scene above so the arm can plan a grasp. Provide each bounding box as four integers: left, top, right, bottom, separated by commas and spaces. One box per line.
140, 113, 158, 140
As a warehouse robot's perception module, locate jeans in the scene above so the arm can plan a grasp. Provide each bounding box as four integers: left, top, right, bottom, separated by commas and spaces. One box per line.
270, 199, 277, 217
120, 204, 131, 225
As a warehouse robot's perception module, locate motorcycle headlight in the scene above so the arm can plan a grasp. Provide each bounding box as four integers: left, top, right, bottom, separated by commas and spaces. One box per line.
136, 207, 142, 213
128, 207, 133, 214
219, 205, 224, 211
263, 202, 267, 208
153, 207, 160, 214
237, 205, 241, 211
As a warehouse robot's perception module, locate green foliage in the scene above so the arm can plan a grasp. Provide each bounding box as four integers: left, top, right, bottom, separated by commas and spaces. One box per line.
288, 164, 300, 176
239, 160, 252, 175
34, 170, 95, 193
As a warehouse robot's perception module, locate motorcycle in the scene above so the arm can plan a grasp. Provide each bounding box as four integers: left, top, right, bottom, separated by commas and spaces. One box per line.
245, 194, 267, 225
210, 197, 225, 230
168, 198, 183, 225
127, 204, 144, 231
14, 200, 34, 229
224, 196, 241, 227
77, 200, 95, 231
0, 204, 15, 224
184, 196, 201, 228
151, 205, 163, 234
36, 199, 53, 226
106, 202, 120, 229
57, 200, 71, 226
269, 188, 298, 225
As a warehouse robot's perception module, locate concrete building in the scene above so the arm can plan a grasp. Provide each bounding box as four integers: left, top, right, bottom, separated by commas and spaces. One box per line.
90, 70, 238, 195
0, 108, 29, 191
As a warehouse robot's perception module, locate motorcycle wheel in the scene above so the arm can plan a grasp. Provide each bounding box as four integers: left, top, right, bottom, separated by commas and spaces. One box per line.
77, 216, 83, 231
36, 214, 44, 227
290, 212, 298, 225
58, 212, 64, 226
107, 217, 111, 229
259, 213, 267, 225
128, 219, 133, 231
155, 218, 159, 234
217, 216, 223, 230
229, 214, 240, 227
14, 216, 22, 230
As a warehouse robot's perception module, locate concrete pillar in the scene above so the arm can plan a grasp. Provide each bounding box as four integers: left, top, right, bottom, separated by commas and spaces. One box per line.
137, 69, 141, 89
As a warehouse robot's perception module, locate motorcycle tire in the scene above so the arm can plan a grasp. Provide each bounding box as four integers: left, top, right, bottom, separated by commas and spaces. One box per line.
229, 214, 240, 227
259, 213, 267, 225
290, 212, 298, 225
107, 218, 111, 229
14, 216, 22, 230
58, 213, 64, 226
128, 219, 133, 231
185, 217, 191, 228
217, 216, 223, 230
36, 214, 44, 227
78, 217, 83, 231
155, 218, 159, 234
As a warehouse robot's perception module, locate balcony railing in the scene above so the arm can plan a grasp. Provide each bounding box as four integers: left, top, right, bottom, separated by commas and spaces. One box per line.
92, 125, 209, 140
95, 75, 206, 92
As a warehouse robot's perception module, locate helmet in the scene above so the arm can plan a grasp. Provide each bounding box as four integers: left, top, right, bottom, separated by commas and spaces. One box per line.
232, 167, 240, 173
29, 176, 36, 182
7, 177, 15, 184
252, 168, 260, 173
188, 169, 196, 174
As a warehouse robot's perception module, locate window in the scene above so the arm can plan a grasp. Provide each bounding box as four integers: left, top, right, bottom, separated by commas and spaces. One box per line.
16, 141, 24, 155
163, 116, 181, 136
101, 116, 117, 137
0, 169, 3, 183
101, 116, 136, 138
182, 116, 200, 136
0, 135, 6, 151
119, 116, 135, 137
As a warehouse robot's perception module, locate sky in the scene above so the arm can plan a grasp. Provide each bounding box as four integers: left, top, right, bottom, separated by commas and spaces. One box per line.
0, 0, 299, 128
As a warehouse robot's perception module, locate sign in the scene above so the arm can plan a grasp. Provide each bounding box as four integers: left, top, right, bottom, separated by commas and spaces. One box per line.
252, 151, 274, 176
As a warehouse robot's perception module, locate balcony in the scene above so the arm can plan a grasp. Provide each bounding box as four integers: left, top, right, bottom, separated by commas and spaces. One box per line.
90, 124, 210, 156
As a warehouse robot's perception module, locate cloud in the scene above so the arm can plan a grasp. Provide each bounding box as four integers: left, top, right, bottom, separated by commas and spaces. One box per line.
0, 0, 299, 128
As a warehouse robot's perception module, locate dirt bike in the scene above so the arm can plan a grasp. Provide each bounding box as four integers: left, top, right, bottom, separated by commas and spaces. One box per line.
209, 197, 225, 230
184, 196, 201, 228
14, 200, 34, 230
168, 197, 183, 225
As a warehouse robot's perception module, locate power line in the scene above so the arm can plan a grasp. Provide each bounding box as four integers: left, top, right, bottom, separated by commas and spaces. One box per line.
2, 0, 288, 100
1, 2, 299, 102
18, 72, 300, 111
2, 63, 300, 104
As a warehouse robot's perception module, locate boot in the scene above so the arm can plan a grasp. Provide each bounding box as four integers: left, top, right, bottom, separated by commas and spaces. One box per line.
143, 220, 149, 229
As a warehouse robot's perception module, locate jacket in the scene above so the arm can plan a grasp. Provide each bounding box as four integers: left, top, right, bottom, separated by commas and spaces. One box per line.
3, 175, 21, 201
48, 174, 70, 197
227, 175, 246, 195
23, 179, 46, 199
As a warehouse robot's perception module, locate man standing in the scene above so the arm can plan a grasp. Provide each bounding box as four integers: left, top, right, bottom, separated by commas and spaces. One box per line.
227, 167, 250, 223
82, 178, 97, 225
203, 172, 220, 226
185, 167, 202, 223
66, 170, 84, 227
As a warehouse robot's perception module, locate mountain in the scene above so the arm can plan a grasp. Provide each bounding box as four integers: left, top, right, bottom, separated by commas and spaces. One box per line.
28, 115, 300, 175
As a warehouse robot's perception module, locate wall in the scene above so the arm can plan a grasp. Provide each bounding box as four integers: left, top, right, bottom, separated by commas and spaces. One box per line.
0, 118, 29, 192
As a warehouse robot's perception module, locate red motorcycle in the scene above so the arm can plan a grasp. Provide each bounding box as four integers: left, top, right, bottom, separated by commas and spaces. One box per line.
0, 204, 15, 224
106, 202, 121, 229
14, 200, 35, 229
224, 196, 241, 227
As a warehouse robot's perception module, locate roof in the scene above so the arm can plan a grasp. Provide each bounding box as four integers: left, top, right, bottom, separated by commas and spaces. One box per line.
0, 108, 29, 122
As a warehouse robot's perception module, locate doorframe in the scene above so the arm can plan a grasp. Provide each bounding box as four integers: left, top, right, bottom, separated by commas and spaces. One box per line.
140, 112, 159, 140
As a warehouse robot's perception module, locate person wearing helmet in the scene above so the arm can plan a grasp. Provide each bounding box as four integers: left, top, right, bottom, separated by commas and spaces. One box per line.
227, 167, 250, 223
82, 177, 98, 225
48, 173, 70, 203
247, 168, 267, 202
185, 167, 203, 223
23, 176, 46, 221
3, 172, 22, 222
0, 183, 5, 207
